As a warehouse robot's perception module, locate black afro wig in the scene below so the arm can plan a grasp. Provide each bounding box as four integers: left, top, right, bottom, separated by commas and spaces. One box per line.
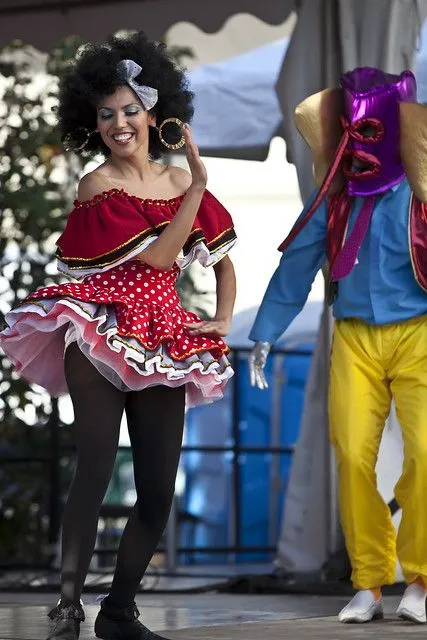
57, 31, 194, 159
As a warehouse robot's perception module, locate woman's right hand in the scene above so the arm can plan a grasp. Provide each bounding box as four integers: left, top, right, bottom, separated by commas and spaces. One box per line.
183, 124, 207, 190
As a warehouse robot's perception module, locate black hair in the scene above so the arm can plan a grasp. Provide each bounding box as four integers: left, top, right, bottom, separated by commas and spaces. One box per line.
57, 31, 194, 159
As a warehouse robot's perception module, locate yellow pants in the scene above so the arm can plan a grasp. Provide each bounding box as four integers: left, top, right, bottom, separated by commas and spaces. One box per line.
329, 316, 427, 590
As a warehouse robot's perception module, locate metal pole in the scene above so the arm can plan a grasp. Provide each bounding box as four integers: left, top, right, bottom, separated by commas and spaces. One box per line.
165, 495, 177, 573
268, 354, 284, 547
231, 350, 241, 554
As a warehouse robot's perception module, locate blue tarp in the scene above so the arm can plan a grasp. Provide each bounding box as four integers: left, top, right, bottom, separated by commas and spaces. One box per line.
179, 302, 322, 564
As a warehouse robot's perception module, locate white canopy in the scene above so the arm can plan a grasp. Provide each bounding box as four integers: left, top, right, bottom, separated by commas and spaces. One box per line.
188, 39, 288, 159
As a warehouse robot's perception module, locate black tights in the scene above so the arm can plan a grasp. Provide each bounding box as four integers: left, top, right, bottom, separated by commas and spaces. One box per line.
61, 343, 185, 606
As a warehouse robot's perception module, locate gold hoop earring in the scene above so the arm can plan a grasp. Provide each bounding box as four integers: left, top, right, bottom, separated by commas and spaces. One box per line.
63, 127, 94, 152
156, 118, 185, 150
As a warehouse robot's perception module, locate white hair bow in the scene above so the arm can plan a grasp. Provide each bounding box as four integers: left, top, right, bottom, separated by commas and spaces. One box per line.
117, 59, 158, 110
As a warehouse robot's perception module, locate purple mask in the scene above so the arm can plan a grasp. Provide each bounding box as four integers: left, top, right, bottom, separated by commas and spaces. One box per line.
341, 67, 417, 196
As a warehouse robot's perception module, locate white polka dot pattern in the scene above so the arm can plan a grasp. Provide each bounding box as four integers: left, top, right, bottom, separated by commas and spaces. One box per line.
25, 259, 229, 364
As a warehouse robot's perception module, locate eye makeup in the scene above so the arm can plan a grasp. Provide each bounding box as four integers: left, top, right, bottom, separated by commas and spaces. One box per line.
97, 104, 144, 120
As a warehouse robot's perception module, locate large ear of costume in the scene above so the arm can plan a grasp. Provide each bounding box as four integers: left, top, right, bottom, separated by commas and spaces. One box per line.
294, 87, 344, 194
400, 102, 427, 203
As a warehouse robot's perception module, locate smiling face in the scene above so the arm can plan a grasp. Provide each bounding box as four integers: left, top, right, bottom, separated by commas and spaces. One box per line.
96, 85, 156, 157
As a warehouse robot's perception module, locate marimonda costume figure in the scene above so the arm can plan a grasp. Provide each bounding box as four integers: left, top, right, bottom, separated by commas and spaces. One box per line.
248, 67, 427, 624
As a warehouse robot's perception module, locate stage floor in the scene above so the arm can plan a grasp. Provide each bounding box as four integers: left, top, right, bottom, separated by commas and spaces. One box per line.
0, 592, 425, 639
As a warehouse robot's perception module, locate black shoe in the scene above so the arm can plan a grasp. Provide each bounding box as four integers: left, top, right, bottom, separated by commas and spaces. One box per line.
95, 598, 169, 640
47, 600, 85, 640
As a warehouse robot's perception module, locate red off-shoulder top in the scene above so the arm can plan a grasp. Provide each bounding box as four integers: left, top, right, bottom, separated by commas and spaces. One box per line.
55, 188, 237, 279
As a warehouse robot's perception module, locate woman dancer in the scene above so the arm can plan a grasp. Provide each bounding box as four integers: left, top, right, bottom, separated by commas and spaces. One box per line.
0, 32, 236, 640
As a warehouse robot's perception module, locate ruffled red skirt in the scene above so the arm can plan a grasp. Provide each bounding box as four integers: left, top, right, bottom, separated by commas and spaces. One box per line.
0, 261, 233, 407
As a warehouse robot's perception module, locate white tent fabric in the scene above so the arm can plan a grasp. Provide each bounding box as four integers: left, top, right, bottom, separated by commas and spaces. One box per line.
227, 301, 322, 351
188, 39, 287, 159
275, 304, 334, 573
275, 0, 427, 577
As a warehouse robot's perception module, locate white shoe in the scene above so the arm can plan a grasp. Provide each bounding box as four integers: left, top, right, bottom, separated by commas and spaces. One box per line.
396, 583, 427, 624
338, 590, 384, 623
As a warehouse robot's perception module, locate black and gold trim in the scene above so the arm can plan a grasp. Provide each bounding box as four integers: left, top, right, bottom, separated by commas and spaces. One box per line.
56, 223, 237, 271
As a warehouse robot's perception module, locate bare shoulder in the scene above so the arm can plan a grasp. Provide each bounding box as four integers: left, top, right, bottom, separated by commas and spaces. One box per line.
77, 167, 112, 202
167, 165, 192, 193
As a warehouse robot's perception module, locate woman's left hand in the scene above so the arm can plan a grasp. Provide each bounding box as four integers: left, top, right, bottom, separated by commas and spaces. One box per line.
183, 318, 231, 337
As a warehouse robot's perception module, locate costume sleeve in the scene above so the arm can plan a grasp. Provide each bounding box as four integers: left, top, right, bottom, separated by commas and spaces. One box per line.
249, 192, 327, 344
177, 189, 237, 269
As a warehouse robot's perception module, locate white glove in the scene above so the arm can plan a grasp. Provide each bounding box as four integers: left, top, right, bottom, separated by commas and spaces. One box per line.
248, 341, 271, 390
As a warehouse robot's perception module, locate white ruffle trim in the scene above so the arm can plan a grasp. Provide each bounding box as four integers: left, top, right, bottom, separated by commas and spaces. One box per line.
56, 236, 237, 280
3, 297, 233, 407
